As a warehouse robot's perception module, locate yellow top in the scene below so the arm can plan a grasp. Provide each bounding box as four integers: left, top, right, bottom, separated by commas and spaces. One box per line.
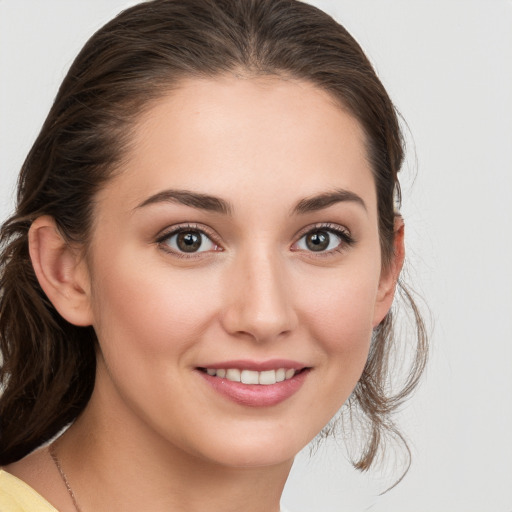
0, 470, 58, 512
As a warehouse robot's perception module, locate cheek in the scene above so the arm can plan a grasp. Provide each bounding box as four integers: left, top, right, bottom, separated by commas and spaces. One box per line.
298, 264, 380, 387
302, 264, 379, 340
89, 245, 221, 363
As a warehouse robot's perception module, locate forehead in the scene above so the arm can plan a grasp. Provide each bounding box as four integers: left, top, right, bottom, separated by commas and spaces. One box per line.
98, 75, 376, 216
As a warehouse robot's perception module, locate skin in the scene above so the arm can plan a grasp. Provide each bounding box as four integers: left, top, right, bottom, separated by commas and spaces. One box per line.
6, 76, 403, 512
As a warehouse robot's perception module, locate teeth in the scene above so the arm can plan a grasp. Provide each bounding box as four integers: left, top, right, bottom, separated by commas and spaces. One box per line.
226, 368, 241, 382
240, 370, 258, 384
204, 367, 298, 385
285, 368, 295, 379
259, 370, 276, 385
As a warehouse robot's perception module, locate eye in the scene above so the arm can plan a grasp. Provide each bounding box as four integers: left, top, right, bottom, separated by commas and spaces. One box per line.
293, 225, 354, 253
158, 226, 220, 255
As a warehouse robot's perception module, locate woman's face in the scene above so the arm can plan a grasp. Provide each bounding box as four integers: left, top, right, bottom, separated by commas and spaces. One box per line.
84, 76, 397, 467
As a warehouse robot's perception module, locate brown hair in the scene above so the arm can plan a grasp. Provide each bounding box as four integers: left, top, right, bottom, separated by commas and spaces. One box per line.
0, 0, 427, 473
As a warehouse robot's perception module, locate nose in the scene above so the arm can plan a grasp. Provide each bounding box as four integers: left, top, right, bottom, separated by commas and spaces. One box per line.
220, 250, 298, 343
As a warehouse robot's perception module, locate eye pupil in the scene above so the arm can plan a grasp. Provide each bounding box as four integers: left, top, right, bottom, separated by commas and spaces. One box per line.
306, 231, 329, 251
177, 231, 202, 252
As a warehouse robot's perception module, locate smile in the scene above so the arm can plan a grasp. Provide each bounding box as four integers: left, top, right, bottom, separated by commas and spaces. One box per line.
197, 364, 310, 407
199, 367, 298, 385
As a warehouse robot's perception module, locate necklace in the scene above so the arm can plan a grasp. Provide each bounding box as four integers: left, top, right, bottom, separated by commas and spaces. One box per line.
49, 443, 83, 512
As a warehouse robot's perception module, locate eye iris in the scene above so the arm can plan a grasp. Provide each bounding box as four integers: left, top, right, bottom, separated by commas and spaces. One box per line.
177, 231, 202, 252
306, 230, 330, 251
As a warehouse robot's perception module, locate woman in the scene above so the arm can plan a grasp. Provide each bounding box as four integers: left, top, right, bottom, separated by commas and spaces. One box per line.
0, 1, 427, 511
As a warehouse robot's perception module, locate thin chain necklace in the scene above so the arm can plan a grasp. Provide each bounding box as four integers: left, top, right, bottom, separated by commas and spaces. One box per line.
49, 443, 82, 512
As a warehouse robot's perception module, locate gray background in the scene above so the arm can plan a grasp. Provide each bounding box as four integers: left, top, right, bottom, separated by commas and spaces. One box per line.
1, 1, 511, 510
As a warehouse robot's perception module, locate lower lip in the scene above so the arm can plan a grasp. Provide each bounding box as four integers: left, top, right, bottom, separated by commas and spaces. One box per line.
198, 370, 309, 407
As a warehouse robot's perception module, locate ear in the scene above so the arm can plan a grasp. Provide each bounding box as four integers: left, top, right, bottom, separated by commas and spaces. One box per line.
28, 215, 93, 327
372, 216, 405, 327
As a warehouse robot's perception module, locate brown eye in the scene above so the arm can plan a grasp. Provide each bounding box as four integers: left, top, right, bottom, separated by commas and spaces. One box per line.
177, 231, 202, 252
162, 229, 217, 254
294, 226, 353, 254
305, 230, 330, 251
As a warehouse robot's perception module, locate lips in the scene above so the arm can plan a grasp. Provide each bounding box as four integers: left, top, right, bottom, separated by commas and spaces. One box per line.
196, 360, 310, 407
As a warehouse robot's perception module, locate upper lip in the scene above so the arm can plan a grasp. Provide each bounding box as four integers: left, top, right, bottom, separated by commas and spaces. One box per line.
196, 359, 308, 371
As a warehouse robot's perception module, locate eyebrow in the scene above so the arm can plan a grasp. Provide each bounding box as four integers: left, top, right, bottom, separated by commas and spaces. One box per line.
135, 189, 232, 215
135, 187, 366, 216
293, 189, 367, 214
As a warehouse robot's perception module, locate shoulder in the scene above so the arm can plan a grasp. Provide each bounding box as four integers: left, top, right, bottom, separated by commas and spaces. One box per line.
0, 470, 58, 512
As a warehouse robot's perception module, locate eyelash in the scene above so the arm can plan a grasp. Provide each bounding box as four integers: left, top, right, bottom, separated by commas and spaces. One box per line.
156, 223, 222, 259
292, 223, 355, 256
155, 222, 355, 258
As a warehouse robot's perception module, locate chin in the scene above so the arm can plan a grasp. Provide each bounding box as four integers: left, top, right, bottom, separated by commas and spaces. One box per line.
204, 445, 296, 469
183, 422, 315, 469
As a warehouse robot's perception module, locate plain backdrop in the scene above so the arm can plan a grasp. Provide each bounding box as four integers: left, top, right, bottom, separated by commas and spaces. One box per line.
1, 1, 511, 511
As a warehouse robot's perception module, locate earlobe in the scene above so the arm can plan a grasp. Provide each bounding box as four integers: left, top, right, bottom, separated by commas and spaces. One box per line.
373, 216, 405, 327
28, 215, 93, 327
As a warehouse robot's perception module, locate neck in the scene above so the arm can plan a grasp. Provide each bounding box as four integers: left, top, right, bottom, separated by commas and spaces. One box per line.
57, 369, 292, 512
